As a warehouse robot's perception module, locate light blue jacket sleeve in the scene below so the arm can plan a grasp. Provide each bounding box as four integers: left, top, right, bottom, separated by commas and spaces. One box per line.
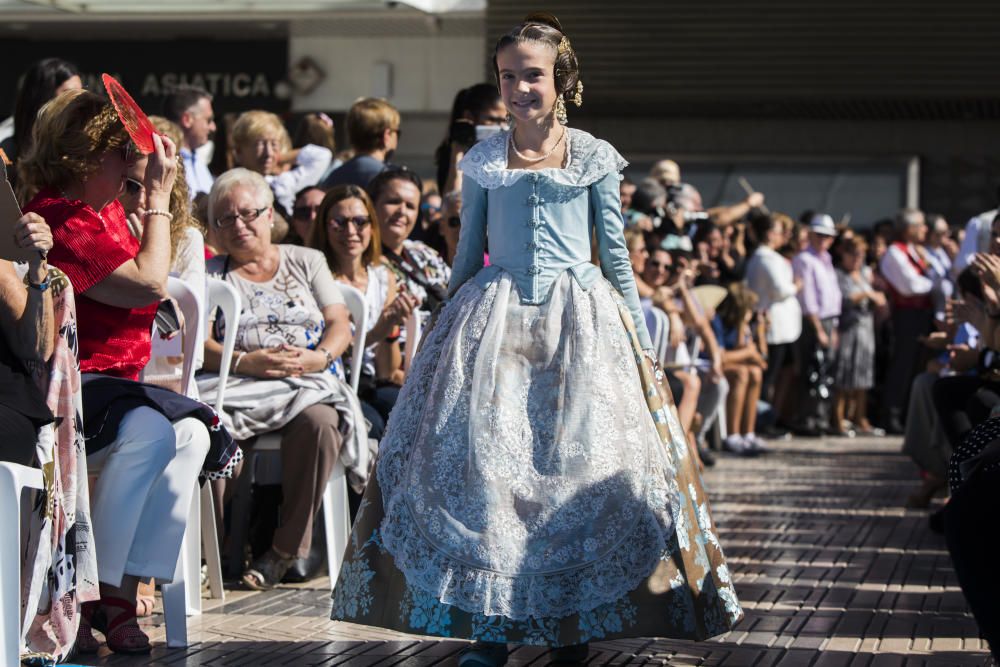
447, 176, 488, 298
590, 172, 654, 351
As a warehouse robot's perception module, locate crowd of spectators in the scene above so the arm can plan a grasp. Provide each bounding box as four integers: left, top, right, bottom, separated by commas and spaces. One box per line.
2, 56, 999, 660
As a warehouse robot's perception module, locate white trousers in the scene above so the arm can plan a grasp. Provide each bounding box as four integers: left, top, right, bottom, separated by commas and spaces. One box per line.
88, 406, 209, 586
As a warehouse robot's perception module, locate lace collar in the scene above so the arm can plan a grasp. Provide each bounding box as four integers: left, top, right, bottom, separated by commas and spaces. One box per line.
459, 127, 628, 190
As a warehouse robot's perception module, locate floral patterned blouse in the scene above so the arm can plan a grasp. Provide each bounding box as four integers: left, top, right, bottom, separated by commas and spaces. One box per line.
383, 239, 451, 310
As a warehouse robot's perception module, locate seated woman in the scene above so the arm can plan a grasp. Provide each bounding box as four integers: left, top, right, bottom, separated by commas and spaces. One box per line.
368, 168, 451, 313
0, 213, 55, 466
20, 89, 236, 655
230, 110, 332, 218
712, 282, 768, 455
307, 184, 420, 427
197, 168, 369, 590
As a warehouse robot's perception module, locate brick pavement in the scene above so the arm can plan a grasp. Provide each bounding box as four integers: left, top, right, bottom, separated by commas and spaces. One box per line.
70, 436, 993, 666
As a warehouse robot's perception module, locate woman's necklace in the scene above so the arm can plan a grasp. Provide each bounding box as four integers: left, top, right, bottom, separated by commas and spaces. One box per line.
509, 126, 566, 164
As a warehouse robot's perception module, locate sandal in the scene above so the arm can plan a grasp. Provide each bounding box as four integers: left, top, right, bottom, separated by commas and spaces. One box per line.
136, 580, 155, 617
242, 548, 297, 591
74, 601, 101, 655
92, 596, 151, 654
458, 642, 508, 667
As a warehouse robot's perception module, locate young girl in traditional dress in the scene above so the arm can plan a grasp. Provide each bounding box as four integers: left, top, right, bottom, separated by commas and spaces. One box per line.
332, 13, 742, 665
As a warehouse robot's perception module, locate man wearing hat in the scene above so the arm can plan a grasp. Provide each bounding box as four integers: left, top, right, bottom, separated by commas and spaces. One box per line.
879, 208, 936, 433
792, 213, 843, 435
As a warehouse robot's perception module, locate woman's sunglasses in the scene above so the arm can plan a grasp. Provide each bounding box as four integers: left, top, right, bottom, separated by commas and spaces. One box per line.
125, 177, 144, 196
328, 216, 372, 231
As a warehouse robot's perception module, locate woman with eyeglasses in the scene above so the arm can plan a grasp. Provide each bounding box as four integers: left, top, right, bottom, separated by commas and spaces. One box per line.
20, 89, 239, 655
289, 185, 326, 244
230, 110, 332, 218
118, 115, 207, 359
197, 168, 371, 591
308, 184, 420, 428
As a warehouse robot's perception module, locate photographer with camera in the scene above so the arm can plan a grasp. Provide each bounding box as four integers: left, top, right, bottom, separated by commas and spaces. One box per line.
428, 84, 507, 262
650, 159, 765, 230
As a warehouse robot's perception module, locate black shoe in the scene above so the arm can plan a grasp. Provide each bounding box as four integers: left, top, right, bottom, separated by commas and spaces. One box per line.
792, 425, 822, 438
759, 424, 789, 439
698, 448, 717, 467
550, 643, 589, 664
928, 507, 946, 534
459, 642, 507, 667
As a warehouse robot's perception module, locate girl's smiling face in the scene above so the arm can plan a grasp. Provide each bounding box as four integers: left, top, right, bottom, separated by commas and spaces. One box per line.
496, 41, 559, 125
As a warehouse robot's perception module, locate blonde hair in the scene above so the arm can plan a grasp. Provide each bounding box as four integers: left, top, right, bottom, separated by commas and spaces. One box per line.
18, 89, 129, 202
346, 98, 399, 152
230, 110, 291, 159
149, 115, 203, 263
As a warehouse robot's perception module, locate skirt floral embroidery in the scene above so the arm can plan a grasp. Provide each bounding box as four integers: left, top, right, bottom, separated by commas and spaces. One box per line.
332, 270, 742, 645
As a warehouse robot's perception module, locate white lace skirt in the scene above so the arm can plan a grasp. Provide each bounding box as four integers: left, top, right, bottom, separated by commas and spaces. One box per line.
378, 270, 679, 620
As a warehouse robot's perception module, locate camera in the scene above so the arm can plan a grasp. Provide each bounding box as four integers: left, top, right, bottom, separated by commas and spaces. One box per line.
449, 120, 503, 150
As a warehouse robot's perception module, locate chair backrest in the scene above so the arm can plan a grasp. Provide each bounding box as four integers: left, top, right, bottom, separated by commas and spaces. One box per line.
403, 309, 423, 372
205, 277, 242, 414
648, 306, 670, 366
337, 283, 367, 394
163, 276, 203, 397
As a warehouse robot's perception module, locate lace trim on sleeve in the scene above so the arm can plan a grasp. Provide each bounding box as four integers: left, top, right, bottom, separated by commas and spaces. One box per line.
458, 128, 629, 190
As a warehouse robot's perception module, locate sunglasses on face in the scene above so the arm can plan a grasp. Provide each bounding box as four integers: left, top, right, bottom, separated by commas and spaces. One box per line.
420, 202, 442, 214
328, 215, 372, 231
292, 205, 320, 220
124, 177, 144, 196
215, 207, 268, 228
648, 260, 672, 270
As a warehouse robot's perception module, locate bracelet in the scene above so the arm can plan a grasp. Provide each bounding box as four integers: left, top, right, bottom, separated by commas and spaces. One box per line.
231, 351, 247, 374
318, 347, 335, 369
27, 274, 50, 292
144, 209, 174, 222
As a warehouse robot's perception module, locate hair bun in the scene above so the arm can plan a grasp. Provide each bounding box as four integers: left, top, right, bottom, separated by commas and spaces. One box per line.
522, 12, 563, 32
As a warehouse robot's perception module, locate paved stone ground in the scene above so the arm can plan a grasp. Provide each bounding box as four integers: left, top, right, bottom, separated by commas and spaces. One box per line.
70, 436, 994, 666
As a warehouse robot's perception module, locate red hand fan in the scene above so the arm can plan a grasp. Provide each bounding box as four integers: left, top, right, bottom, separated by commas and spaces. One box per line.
102, 73, 157, 155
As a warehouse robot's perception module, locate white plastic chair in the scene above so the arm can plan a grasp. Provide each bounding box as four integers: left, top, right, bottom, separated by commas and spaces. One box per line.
339, 283, 367, 394
0, 462, 43, 666
648, 306, 671, 366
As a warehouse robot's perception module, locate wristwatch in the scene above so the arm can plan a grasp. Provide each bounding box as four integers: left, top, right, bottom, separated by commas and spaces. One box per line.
319, 347, 335, 369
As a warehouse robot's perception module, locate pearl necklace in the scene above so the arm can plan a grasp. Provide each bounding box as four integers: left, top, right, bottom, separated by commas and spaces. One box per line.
509, 126, 567, 164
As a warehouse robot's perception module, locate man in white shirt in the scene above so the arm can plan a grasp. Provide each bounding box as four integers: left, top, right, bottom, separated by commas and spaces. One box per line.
164, 85, 217, 199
